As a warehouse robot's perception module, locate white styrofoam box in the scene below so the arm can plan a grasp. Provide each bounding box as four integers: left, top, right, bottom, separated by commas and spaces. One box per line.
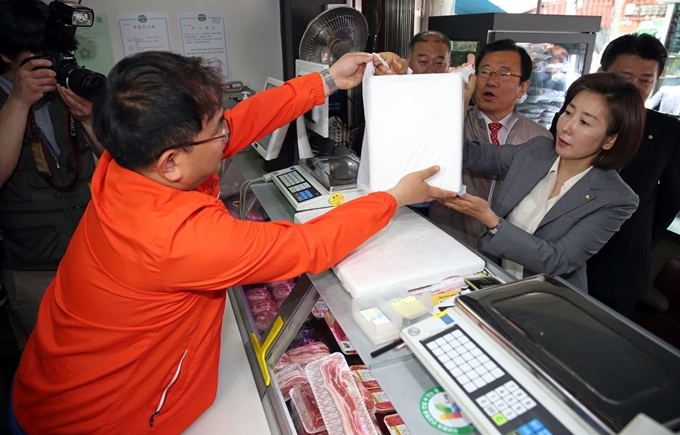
358, 63, 465, 194
332, 207, 485, 299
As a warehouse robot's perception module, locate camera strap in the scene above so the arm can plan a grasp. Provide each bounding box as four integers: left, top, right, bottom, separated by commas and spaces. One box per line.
27, 107, 81, 192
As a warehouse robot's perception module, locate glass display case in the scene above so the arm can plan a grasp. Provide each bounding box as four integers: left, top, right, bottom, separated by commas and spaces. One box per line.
430, 13, 601, 129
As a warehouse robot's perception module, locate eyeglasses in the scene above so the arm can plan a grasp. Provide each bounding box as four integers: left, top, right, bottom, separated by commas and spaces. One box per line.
174, 116, 230, 149
478, 69, 522, 81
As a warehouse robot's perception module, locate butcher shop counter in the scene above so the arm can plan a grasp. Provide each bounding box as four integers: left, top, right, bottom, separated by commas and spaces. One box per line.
228, 148, 516, 434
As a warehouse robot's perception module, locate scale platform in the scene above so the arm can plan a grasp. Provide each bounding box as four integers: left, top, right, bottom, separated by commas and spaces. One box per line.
271, 155, 363, 211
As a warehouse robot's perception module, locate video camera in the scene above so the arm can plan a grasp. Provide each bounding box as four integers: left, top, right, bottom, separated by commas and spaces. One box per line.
20, 0, 105, 102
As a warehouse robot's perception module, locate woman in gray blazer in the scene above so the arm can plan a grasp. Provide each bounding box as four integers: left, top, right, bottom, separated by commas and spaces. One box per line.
439, 73, 644, 291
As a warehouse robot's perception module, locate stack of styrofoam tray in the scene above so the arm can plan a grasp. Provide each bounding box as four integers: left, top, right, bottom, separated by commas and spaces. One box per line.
333, 207, 484, 298
296, 206, 485, 299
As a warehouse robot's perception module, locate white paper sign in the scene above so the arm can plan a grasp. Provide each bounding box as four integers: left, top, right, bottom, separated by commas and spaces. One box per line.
116, 12, 171, 57
177, 11, 230, 78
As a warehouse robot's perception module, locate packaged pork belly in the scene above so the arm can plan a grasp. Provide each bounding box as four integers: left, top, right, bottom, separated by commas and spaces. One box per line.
305, 353, 378, 435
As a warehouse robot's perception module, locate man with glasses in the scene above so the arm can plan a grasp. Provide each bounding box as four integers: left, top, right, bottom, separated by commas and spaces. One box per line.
430, 39, 551, 247
10, 50, 454, 434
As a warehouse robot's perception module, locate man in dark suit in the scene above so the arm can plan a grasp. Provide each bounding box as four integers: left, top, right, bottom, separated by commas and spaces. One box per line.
586, 34, 680, 316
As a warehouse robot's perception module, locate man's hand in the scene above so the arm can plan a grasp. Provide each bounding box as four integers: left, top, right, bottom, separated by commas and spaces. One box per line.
376, 52, 408, 75
56, 84, 92, 125
326, 53, 382, 93
56, 84, 105, 156
8, 58, 57, 108
386, 166, 456, 208
437, 193, 499, 228
450, 53, 476, 110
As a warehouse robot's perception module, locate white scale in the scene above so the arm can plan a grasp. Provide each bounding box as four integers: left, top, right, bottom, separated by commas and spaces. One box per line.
402, 275, 680, 435
271, 159, 363, 212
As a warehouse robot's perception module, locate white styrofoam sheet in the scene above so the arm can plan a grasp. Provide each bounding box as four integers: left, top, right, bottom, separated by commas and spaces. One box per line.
333, 207, 484, 298
358, 64, 465, 193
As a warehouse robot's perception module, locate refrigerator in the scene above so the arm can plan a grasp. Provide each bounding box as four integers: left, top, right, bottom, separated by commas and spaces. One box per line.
429, 13, 601, 129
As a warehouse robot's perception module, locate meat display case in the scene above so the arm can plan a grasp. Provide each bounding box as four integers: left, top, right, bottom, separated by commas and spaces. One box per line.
227, 148, 516, 434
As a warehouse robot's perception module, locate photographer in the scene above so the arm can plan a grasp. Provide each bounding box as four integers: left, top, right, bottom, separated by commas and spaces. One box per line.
0, 0, 104, 341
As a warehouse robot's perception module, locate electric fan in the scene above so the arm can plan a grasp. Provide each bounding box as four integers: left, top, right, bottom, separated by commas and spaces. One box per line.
299, 6, 369, 66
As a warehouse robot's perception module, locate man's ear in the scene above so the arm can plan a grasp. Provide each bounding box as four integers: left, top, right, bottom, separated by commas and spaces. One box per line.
1, 54, 12, 64
597, 66, 604, 72
155, 149, 183, 183
518, 79, 530, 98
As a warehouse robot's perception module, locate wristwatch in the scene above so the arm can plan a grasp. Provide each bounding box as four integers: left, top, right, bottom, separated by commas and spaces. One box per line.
488, 219, 501, 236
320, 69, 338, 95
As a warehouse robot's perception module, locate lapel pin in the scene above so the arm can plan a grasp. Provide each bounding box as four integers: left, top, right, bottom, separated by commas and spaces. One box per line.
585, 194, 592, 200
648, 135, 653, 140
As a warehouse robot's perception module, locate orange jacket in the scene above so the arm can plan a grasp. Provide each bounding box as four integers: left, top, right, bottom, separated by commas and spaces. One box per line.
14, 73, 397, 434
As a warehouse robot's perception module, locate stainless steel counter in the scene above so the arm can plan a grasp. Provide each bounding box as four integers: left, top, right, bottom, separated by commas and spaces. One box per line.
230, 148, 516, 434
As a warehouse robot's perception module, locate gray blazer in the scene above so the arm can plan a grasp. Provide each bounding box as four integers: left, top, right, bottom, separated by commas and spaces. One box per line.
465, 135, 639, 291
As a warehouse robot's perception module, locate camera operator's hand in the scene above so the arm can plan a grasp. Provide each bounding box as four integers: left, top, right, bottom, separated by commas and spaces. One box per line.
56, 85, 92, 124
56, 84, 105, 157
11, 58, 57, 108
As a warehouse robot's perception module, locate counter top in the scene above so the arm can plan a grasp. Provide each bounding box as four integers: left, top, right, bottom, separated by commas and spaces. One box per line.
231, 147, 515, 434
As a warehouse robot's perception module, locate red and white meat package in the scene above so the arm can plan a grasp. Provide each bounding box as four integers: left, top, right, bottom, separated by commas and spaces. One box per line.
287, 342, 330, 368
275, 363, 307, 401
290, 382, 327, 434
305, 353, 378, 435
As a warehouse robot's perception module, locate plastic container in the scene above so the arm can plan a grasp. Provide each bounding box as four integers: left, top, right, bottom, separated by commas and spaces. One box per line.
352, 293, 404, 345
290, 383, 327, 434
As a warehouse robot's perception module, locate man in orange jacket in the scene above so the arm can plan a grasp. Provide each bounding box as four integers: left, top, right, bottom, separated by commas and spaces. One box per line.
11, 51, 454, 434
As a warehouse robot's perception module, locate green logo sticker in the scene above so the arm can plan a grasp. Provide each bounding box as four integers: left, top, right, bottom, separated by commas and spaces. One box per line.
198, 14, 207, 21
138, 15, 147, 23
420, 387, 477, 434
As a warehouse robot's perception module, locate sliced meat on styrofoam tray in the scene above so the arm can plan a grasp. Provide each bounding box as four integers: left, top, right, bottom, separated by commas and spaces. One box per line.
305, 353, 378, 435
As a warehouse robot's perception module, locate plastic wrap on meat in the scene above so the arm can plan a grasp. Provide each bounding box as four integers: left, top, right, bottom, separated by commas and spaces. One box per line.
267, 279, 295, 292
272, 286, 293, 303
275, 363, 307, 401
290, 383, 327, 434
274, 352, 290, 373
248, 298, 277, 315
245, 287, 272, 303
253, 310, 276, 331
369, 389, 395, 414
318, 356, 377, 435
352, 374, 376, 415
287, 342, 330, 368
349, 365, 380, 390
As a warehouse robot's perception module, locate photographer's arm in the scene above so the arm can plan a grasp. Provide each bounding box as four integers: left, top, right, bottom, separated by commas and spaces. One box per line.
56, 85, 105, 157
0, 58, 56, 188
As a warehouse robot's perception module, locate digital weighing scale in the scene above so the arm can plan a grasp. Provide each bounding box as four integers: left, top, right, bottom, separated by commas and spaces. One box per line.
271, 154, 363, 211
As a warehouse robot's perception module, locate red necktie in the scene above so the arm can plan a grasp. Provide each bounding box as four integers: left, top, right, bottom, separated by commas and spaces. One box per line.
488, 122, 503, 145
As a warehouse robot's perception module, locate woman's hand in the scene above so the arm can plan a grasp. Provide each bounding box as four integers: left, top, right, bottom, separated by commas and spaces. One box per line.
437, 193, 500, 228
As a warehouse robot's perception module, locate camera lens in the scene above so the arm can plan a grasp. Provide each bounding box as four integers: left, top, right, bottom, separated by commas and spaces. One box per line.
63, 67, 106, 102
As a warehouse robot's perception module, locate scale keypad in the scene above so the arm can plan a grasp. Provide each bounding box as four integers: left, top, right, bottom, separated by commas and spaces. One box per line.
423, 325, 569, 434
276, 169, 321, 203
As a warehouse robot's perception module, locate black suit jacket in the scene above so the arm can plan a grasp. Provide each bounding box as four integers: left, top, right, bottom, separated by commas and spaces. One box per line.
585, 110, 680, 308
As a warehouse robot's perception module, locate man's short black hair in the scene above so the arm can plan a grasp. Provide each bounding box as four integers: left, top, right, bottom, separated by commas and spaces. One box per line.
476, 39, 532, 82
93, 51, 224, 171
0, 0, 49, 74
408, 30, 451, 55
600, 33, 668, 76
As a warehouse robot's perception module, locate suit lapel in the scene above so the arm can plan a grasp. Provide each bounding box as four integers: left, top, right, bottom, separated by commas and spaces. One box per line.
494, 150, 556, 218
538, 168, 609, 229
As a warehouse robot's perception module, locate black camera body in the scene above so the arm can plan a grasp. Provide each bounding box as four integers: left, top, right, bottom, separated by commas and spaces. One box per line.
20, 1, 105, 102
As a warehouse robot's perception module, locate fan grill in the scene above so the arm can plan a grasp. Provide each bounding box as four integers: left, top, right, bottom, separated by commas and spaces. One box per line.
299, 7, 369, 65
